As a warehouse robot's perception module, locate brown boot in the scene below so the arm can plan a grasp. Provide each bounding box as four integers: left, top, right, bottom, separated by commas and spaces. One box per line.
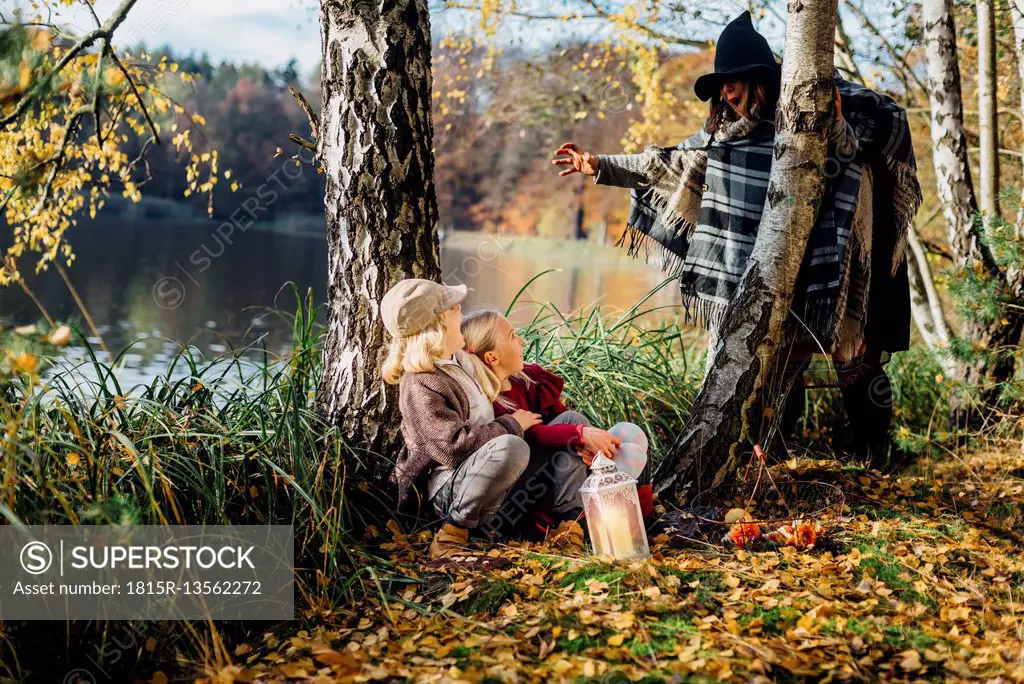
429, 522, 470, 559
544, 519, 585, 554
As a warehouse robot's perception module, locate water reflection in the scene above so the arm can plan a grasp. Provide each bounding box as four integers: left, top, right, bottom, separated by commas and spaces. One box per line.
0, 220, 677, 385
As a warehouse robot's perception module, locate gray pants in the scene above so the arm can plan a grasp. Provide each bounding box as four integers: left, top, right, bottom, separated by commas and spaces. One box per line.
427, 434, 530, 529
482, 410, 591, 536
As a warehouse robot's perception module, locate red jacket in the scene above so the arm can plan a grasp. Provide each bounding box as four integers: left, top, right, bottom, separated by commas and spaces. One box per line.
494, 364, 654, 522
493, 364, 583, 450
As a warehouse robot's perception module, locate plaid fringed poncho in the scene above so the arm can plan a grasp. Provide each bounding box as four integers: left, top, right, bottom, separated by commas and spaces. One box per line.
594, 78, 922, 355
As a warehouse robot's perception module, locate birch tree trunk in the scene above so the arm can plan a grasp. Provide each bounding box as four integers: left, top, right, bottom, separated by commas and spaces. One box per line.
977, 0, 1000, 221
1011, 0, 1024, 239
907, 226, 956, 375
907, 226, 952, 347
921, 0, 978, 268
316, 0, 442, 468
655, 0, 840, 499
923, 0, 1022, 417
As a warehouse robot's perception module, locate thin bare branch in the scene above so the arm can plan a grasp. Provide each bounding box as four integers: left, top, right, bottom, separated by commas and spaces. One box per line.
844, 0, 927, 97
577, 0, 709, 48
443, 3, 600, 21
289, 85, 320, 141
834, 12, 865, 83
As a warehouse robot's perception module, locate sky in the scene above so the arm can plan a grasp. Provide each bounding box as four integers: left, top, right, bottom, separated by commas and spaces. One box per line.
54, 0, 729, 77
62, 0, 324, 77
56, 0, 573, 79
47, 0, 890, 84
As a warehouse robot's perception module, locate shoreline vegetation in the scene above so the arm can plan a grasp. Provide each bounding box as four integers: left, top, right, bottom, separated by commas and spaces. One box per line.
0, 286, 1019, 681
81, 198, 645, 260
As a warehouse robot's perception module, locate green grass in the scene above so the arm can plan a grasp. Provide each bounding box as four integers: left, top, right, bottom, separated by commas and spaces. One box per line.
737, 605, 801, 635
820, 617, 873, 637
853, 540, 936, 608
512, 273, 702, 458
664, 569, 725, 591
628, 613, 700, 658
882, 625, 938, 650
559, 565, 630, 597
462, 580, 518, 614
557, 632, 605, 654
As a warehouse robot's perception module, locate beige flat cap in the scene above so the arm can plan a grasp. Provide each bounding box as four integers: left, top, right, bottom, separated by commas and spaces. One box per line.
381, 279, 468, 338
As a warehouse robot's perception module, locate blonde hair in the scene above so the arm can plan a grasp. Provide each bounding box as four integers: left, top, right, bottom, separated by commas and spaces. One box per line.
460, 309, 531, 406
382, 313, 449, 384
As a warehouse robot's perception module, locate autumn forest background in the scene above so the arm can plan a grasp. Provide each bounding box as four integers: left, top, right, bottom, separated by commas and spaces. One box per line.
3, 0, 1024, 682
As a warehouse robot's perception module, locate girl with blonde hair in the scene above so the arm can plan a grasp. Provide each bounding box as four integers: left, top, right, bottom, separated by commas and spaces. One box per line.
381, 279, 541, 560
461, 309, 655, 552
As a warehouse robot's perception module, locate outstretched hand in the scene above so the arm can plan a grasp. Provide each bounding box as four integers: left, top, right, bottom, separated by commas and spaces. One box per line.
552, 142, 600, 177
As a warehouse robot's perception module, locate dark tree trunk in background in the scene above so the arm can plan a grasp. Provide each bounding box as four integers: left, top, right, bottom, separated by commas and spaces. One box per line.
574, 182, 587, 240
656, 0, 840, 501
922, 0, 1022, 417
315, 0, 441, 471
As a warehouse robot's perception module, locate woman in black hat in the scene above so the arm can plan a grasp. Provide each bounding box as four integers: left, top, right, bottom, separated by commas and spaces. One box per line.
552, 11, 922, 468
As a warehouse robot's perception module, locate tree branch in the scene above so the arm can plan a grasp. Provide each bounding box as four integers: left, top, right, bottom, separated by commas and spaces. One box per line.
289, 85, 319, 141
0, 0, 139, 130
572, 0, 709, 48
844, 0, 927, 97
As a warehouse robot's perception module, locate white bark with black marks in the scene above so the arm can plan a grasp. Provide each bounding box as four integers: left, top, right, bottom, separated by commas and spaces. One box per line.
907, 226, 956, 374
656, 0, 841, 499
977, 0, 1000, 222
921, 0, 978, 270
1011, 0, 1024, 241
316, 0, 442, 467
923, 0, 1022, 416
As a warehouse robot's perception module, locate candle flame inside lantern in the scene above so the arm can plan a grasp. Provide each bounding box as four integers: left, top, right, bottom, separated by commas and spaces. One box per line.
580, 453, 649, 561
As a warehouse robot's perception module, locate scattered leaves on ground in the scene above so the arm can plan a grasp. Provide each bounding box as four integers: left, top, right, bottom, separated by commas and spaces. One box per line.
205, 449, 1024, 683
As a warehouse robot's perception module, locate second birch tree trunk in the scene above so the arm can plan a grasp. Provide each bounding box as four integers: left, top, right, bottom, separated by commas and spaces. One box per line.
1013, 1, 1024, 237
923, 0, 1022, 417
655, 0, 840, 499
922, 0, 979, 267
977, 0, 1000, 222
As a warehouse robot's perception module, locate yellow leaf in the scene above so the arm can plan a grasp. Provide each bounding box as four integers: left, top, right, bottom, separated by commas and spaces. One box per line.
48, 325, 71, 346
606, 633, 625, 646
899, 650, 922, 671
11, 352, 38, 374
66, 453, 80, 467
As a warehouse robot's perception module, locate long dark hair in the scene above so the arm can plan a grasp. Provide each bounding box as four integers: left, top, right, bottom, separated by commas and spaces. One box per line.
704, 70, 780, 134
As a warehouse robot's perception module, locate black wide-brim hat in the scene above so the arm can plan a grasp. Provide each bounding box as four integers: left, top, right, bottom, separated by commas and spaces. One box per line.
694, 10, 781, 102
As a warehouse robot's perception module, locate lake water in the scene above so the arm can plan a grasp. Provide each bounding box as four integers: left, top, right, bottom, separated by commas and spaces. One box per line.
0, 220, 679, 385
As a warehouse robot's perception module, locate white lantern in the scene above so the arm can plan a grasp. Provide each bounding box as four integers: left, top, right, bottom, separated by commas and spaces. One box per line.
579, 453, 650, 561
